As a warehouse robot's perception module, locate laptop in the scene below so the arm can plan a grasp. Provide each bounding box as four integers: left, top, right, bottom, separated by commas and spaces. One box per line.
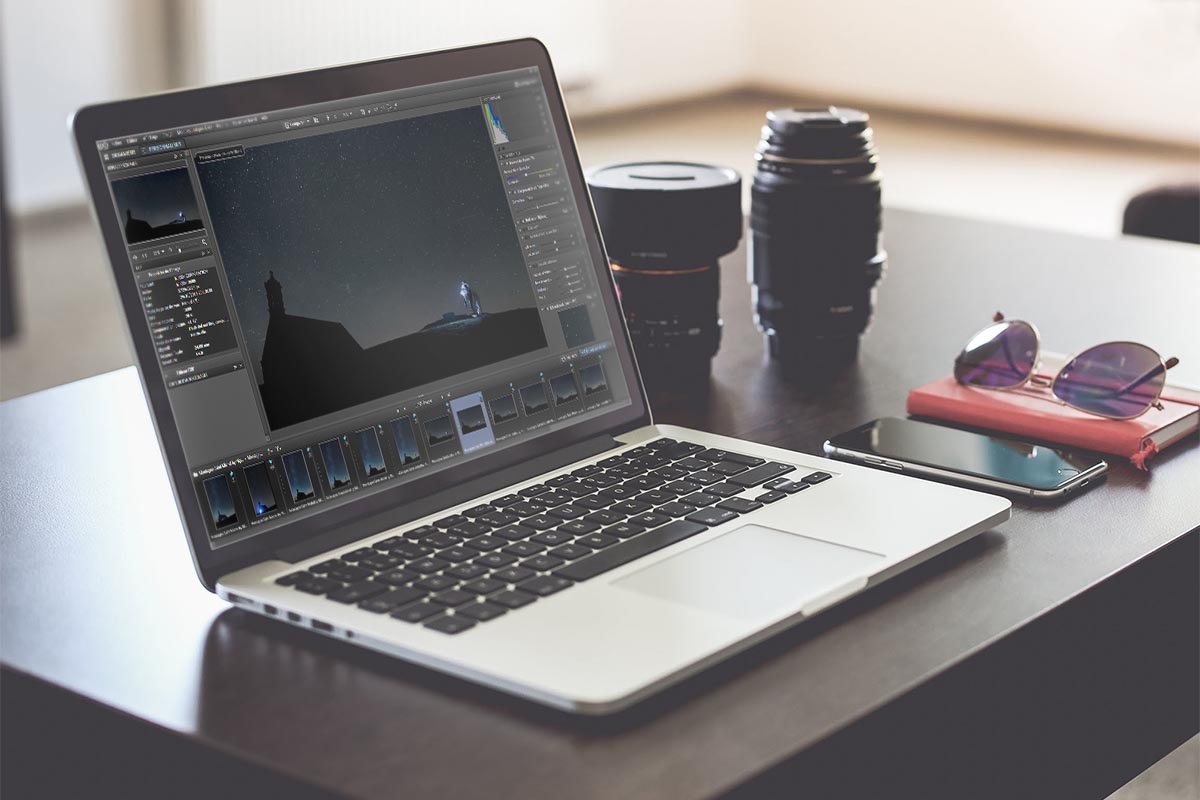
73, 39, 1010, 714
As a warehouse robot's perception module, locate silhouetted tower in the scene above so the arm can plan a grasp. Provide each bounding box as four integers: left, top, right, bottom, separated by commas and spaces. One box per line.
265, 271, 286, 316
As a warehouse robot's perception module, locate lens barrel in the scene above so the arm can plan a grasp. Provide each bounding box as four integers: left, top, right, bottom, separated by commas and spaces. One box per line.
749, 107, 885, 364
588, 162, 742, 379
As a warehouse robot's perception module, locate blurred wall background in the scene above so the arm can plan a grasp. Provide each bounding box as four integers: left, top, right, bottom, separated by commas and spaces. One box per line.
3, 0, 1197, 214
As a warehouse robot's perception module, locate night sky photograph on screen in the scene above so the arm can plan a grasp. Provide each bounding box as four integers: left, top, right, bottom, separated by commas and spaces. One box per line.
520, 382, 549, 415
355, 428, 387, 478
390, 417, 422, 465
196, 106, 547, 431
489, 393, 518, 425
319, 439, 352, 490
204, 474, 239, 529
580, 364, 608, 395
551, 373, 579, 405
243, 463, 279, 518
282, 450, 316, 502
111, 168, 205, 245
423, 415, 456, 447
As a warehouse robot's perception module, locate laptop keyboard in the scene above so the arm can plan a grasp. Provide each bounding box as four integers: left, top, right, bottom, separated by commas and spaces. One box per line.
273, 438, 833, 634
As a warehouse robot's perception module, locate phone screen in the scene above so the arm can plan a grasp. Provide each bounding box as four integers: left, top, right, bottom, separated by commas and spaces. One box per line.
828, 418, 1104, 490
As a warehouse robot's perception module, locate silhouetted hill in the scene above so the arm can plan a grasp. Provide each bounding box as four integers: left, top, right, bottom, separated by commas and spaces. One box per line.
258, 307, 546, 430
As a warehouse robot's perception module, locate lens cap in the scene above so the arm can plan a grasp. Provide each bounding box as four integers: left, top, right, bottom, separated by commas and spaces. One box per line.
765, 106, 869, 133
587, 162, 742, 266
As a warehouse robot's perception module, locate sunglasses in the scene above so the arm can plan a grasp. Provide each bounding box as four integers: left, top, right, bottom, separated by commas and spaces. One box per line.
954, 313, 1180, 420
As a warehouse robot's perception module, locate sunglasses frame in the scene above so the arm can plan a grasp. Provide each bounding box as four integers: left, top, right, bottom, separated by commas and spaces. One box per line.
956, 314, 1178, 420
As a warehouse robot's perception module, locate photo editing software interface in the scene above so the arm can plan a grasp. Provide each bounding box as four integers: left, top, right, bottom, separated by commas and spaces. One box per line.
96, 67, 631, 548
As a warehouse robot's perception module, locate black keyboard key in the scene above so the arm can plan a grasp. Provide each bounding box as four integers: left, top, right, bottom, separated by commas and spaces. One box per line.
576, 533, 618, 549
630, 455, 669, 469
598, 455, 626, 467
436, 546, 476, 563
479, 512, 520, 527
507, 501, 545, 516
504, 540, 545, 557
390, 541, 434, 559
463, 503, 494, 517
463, 577, 507, 595
547, 504, 587, 520
308, 559, 340, 574
373, 536, 403, 551
464, 535, 506, 552
532, 527, 573, 546
709, 460, 749, 476
430, 589, 476, 607
571, 464, 602, 478
345, 547, 377, 561
328, 565, 371, 582
685, 507, 739, 526
697, 449, 766, 467
377, 569, 418, 586
490, 589, 537, 609
636, 490, 674, 505
449, 521, 492, 538
604, 523, 644, 538
766, 478, 807, 493
547, 474, 575, 487
492, 566, 535, 583
687, 470, 723, 486
656, 502, 696, 518
718, 497, 763, 513
537, 491, 574, 507
403, 525, 439, 540
434, 514, 469, 529
680, 492, 720, 507
557, 482, 594, 498
409, 557, 449, 574
414, 575, 458, 591
549, 543, 593, 560
474, 552, 517, 568
663, 479, 702, 495
391, 602, 441, 622
575, 495, 615, 510
445, 563, 489, 580
424, 615, 475, 634
358, 586, 426, 613
456, 602, 508, 622
674, 456, 710, 471
652, 466, 689, 481
555, 520, 707, 582
522, 555, 565, 571
660, 442, 705, 460
275, 571, 309, 586
624, 446, 651, 458
360, 553, 403, 570
582, 472, 621, 488
756, 490, 787, 503
419, 532, 460, 549
523, 515, 558, 530
623, 475, 665, 491
729, 462, 796, 487
646, 437, 676, 450
629, 512, 670, 528
609, 499, 651, 516
802, 471, 833, 484
295, 576, 342, 595
584, 510, 623, 526
600, 485, 640, 500
558, 519, 601, 535
706, 482, 744, 498
607, 465, 642, 479
328, 581, 388, 604
494, 524, 534, 541
490, 494, 521, 507
518, 576, 574, 596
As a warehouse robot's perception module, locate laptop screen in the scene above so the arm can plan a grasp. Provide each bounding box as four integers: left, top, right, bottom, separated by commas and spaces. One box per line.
94, 67, 632, 549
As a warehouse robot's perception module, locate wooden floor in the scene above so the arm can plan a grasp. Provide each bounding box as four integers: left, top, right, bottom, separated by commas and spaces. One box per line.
0, 89, 1195, 796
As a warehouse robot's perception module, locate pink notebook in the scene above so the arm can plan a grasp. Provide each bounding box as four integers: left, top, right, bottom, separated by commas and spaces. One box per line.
907, 372, 1200, 470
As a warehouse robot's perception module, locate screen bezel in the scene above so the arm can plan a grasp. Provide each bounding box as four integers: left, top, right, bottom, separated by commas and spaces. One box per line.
828, 417, 1105, 491
72, 39, 650, 589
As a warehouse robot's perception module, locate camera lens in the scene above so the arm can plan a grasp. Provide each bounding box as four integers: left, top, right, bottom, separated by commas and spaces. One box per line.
588, 162, 742, 380
750, 107, 885, 365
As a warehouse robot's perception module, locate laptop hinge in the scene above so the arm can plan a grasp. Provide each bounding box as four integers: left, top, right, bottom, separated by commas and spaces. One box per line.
271, 433, 621, 564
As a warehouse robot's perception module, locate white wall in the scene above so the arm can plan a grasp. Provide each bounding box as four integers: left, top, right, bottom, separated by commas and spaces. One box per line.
748, 0, 1200, 145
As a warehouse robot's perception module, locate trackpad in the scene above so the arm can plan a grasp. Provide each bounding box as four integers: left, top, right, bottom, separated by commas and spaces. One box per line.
612, 524, 884, 620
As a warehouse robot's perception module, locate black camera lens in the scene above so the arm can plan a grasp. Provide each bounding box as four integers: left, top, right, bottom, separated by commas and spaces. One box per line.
588, 162, 742, 380
750, 107, 885, 365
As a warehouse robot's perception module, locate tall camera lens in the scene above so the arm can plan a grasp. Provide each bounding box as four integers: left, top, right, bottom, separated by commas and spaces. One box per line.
750, 107, 885, 364
588, 162, 742, 381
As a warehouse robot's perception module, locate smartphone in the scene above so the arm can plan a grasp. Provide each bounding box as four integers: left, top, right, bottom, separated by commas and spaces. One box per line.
823, 417, 1107, 499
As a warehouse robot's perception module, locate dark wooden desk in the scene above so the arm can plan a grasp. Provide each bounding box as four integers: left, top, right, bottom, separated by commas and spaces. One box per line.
3, 209, 1197, 799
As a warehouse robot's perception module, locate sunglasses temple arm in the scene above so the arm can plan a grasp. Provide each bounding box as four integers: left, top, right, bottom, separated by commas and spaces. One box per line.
1069, 359, 1177, 401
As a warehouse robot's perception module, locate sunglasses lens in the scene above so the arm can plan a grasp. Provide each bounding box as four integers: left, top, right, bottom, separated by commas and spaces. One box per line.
954, 321, 1038, 388
1052, 343, 1165, 418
